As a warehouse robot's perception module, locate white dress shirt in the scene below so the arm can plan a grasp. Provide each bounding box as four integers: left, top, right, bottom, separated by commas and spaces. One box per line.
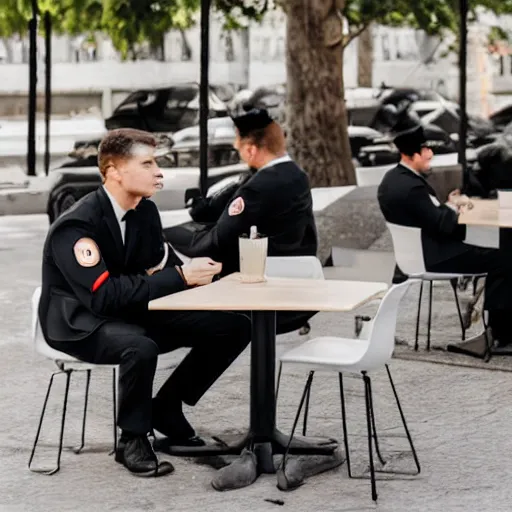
103, 186, 128, 243
258, 154, 292, 171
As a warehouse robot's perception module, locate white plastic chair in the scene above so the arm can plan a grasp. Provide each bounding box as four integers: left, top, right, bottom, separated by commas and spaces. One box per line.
386, 222, 485, 351
266, 256, 324, 335
29, 287, 176, 475
277, 280, 421, 502
265, 255, 324, 280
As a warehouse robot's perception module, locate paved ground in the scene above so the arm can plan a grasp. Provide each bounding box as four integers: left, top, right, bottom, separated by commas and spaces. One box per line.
1, 214, 511, 512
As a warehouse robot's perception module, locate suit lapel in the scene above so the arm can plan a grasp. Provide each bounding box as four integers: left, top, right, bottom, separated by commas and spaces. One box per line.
397, 164, 438, 197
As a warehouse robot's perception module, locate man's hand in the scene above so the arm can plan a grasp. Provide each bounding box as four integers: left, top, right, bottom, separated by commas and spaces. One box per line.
447, 189, 471, 211
181, 257, 222, 286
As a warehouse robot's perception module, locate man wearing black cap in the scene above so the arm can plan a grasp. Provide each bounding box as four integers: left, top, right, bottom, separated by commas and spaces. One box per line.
378, 124, 512, 346
165, 108, 318, 334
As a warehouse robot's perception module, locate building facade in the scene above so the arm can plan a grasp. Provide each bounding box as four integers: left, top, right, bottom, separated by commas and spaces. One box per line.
0, 9, 511, 118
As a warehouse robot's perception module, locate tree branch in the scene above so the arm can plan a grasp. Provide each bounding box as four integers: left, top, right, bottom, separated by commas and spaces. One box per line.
343, 22, 370, 48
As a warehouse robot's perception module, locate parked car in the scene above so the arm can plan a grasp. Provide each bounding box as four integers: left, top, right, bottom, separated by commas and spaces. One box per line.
105, 82, 228, 133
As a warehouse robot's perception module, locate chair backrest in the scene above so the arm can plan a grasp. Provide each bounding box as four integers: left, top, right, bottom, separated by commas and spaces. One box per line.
357, 279, 415, 369
31, 286, 74, 361
386, 222, 426, 276
265, 256, 324, 280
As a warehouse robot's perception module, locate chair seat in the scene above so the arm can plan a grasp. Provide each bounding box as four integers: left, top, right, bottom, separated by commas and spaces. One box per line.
280, 336, 373, 373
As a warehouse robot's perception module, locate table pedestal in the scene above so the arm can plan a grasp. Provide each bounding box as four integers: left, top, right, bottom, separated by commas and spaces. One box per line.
155, 311, 338, 475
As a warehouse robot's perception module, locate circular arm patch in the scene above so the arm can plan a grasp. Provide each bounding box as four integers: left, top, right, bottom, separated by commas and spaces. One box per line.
228, 196, 245, 216
73, 238, 101, 267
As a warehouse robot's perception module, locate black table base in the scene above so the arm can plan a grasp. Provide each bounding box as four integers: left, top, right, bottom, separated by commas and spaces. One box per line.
154, 310, 339, 485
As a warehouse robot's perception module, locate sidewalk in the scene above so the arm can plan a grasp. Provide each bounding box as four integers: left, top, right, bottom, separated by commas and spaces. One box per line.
0, 214, 511, 511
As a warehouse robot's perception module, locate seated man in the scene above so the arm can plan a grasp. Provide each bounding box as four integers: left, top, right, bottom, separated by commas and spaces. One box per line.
378, 124, 512, 346
39, 128, 251, 477
166, 109, 318, 334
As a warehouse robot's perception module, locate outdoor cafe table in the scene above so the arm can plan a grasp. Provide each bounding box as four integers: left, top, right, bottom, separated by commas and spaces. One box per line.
458, 198, 512, 228
149, 272, 388, 473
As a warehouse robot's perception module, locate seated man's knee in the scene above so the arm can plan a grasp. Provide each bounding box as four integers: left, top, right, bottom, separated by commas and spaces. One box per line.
121, 337, 159, 365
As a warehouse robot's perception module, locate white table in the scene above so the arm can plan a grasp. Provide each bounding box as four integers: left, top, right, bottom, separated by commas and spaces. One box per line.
149, 273, 387, 473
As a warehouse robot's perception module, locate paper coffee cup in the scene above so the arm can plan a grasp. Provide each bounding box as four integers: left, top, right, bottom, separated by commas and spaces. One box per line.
239, 236, 268, 283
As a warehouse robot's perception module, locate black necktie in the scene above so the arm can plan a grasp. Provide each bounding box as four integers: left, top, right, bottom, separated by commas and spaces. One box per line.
122, 210, 137, 249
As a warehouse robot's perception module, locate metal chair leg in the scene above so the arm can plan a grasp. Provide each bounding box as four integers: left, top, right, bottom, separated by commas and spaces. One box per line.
450, 278, 466, 341
338, 373, 352, 478
366, 376, 386, 466
414, 281, 424, 351
426, 281, 433, 351
275, 361, 283, 406
302, 372, 314, 436
73, 369, 91, 454
110, 367, 118, 456
385, 365, 421, 475
362, 372, 378, 501
482, 313, 493, 363
28, 370, 72, 475
280, 372, 315, 473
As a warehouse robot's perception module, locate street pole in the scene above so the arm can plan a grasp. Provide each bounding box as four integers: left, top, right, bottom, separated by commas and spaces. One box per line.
27, 0, 39, 177
44, 12, 52, 176
458, 0, 468, 189
199, 0, 211, 197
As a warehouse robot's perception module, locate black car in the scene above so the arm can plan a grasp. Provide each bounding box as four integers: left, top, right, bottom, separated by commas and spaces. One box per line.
105, 82, 228, 133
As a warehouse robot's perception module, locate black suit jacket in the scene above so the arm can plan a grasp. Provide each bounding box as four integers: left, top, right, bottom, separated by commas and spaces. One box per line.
171, 160, 318, 276
377, 164, 468, 268
39, 187, 186, 344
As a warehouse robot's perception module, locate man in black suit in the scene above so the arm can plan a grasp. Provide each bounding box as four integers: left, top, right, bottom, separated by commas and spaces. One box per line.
378, 124, 512, 345
39, 128, 251, 477
166, 109, 318, 334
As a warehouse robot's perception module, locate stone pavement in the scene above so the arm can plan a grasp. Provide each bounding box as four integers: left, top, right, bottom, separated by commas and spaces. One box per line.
1, 214, 512, 512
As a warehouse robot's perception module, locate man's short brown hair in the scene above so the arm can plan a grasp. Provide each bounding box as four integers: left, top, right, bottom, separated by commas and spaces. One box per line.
98, 128, 157, 179
241, 121, 286, 155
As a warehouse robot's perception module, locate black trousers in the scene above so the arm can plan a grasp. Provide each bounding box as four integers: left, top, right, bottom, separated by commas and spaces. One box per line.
425, 241, 512, 339
50, 310, 251, 435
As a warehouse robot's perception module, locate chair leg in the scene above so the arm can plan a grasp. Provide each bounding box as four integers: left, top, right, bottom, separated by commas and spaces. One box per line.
73, 369, 91, 455
414, 281, 424, 351
482, 313, 493, 364
275, 361, 283, 406
338, 373, 352, 478
302, 372, 314, 436
362, 372, 378, 502
280, 372, 315, 473
426, 281, 433, 351
28, 370, 72, 475
366, 376, 386, 466
450, 278, 466, 341
110, 367, 118, 456
385, 365, 421, 475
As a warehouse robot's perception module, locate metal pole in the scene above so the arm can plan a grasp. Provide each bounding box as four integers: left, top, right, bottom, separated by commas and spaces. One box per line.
458, 0, 468, 189
27, 0, 39, 177
199, 0, 211, 197
44, 12, 52, 176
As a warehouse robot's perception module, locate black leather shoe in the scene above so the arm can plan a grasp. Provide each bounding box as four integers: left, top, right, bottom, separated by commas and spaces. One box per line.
152, 402, 206, 447
115, 435, 174, 477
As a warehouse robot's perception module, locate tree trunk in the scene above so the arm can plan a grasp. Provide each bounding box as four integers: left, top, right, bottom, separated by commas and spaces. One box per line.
285, 0, 355, 187
357, 25, 373, 87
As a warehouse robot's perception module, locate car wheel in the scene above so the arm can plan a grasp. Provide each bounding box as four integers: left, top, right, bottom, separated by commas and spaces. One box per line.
53, 191, 77, 221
